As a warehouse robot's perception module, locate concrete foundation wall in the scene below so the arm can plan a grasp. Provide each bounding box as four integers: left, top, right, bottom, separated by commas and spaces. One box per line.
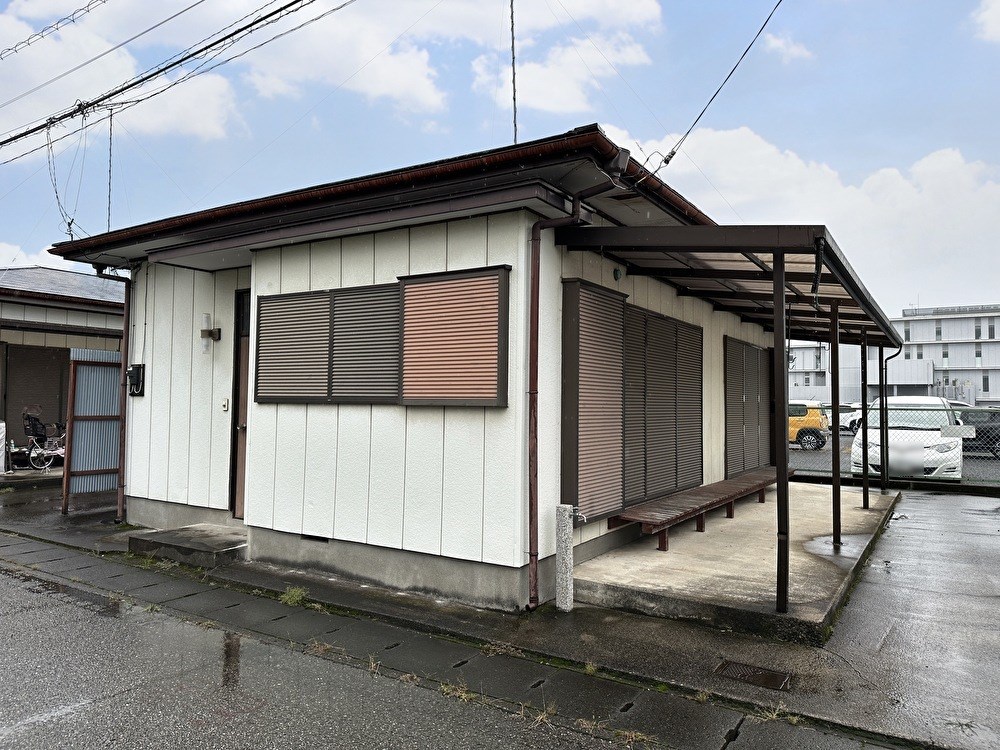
126, 495, 246, 530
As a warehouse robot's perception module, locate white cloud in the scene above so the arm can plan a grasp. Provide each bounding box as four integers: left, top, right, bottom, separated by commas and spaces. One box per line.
763, 32, 814, 63
473, 33, 650, 114
604, 124, 1000, 315
973, 0, 1000, 40
0, 241, 80, 271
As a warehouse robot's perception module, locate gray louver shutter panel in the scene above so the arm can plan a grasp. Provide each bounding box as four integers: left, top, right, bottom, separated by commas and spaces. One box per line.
743, 345, 761, 471
646, 315, 677, 497
576, 285, 625, 520
331, 286, 399, 400
725, 337, 746, 477
256, 292, 331, 401
623, 306, 647, 506
675, 321, 703, 490
758, 349, 772, 467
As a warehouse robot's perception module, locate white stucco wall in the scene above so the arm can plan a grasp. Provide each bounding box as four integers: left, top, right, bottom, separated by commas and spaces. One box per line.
244, 212, 531, 569
126, 263, 250, 509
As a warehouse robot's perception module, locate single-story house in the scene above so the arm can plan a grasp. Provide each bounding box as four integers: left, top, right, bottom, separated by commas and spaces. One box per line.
0, 266, 123, 439
50, 125, 899, 610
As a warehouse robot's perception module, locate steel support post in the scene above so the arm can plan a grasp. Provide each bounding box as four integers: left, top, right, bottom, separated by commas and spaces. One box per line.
773, 254, 789, 614
860, 332, 870, 509
829, 302, 841, 546
878, 347, 889, 491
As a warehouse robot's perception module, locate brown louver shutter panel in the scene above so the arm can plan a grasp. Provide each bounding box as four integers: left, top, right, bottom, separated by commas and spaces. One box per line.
401, 269, 507, 405
646, 315, 677, 497
675, 321, 703, 490
576, 285, 625, 520
331, 285, 399, 401
623, 306, 647, 506
256, 292, 331, 401
724, 337, 746, 477
743, 345, 761, 471
758, 348, 772, 467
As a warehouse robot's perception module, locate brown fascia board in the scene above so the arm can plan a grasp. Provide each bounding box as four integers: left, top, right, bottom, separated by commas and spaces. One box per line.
50, 124, 714, 261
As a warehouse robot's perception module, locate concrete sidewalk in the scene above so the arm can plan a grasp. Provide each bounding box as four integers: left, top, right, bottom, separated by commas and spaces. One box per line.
1, 484, 996, 749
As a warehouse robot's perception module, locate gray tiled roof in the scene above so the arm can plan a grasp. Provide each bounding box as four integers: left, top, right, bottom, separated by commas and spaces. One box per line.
0, 266, 124, 305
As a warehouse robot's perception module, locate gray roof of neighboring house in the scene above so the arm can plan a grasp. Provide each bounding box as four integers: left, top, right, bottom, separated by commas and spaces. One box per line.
0, 266, 124, 307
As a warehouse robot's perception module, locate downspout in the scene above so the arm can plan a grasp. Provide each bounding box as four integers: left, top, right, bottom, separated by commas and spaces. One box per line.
881, 342, 903, 492
94, 264, 131, 523
526, 174, 625, 609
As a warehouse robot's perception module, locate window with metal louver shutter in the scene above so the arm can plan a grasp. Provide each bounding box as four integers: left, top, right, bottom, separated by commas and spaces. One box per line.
256, 291, 331, 402
331, 285, 399, 403
623, 306, 647, 506
724, 336, 772, 477
400, 266, 509, 407
675, 321, 703, 491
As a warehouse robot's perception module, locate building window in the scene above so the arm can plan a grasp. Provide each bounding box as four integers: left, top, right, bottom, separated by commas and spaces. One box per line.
904, 322, 910, 342
975, 318, 982, 340
400, 266, 510, 406
976, 344, 982, 367
990, 320, 996, 339
984, 373, 990, 393
917, 344, 923, 360
804, 374, 811, 386
941, 370, 950, 386
935, 320, 942, 341
814, 352, 822, 369
904, 346, 911, 360
942, 344, 949, 365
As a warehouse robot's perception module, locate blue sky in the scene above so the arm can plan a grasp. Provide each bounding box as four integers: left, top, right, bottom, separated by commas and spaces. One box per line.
1, 0, 997, 316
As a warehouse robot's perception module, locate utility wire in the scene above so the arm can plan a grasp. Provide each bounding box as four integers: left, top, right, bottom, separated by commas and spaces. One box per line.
510, 0, 517, 144
0, 0, 320, 151
0, 0, 210, 114
648, 0, 785, 175
0, 0, 112, 61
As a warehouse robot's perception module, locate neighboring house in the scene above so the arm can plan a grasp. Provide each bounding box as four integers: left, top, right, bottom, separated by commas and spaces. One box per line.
0, 267, 123, 438
50, 125, 898, 610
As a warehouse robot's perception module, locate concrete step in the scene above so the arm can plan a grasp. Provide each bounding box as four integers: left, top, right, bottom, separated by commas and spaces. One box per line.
128, 523, 247, 568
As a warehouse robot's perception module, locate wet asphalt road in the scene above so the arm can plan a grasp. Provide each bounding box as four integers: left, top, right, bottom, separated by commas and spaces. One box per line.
0, 567, 611, 750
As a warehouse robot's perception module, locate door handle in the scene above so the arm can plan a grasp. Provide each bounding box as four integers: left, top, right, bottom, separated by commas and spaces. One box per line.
237, 424, 247, 432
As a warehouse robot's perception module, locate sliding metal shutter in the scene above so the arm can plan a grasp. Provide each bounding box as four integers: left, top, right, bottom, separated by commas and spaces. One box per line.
758, 350, 772, 468
743, 345, 761, 471
401, 268, 508, 406
256, 292, 331, 402
331, 285, 399, 401
623, 306, 647, 506
675, 321, 703, 490
646, 315, 677, 497
724, 337, 746, 477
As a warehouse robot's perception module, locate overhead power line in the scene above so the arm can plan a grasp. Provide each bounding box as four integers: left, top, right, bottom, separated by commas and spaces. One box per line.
0, 0, 322, 152
0, 0, 112, 61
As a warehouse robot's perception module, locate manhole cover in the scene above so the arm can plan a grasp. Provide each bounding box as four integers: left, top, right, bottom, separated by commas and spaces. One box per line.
714, 660, 792, 691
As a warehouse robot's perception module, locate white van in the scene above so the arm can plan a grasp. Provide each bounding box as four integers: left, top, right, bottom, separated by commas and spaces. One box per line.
850, 396, 962, 481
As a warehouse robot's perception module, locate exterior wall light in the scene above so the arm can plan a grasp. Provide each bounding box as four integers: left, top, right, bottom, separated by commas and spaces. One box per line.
200, 312, 221, 352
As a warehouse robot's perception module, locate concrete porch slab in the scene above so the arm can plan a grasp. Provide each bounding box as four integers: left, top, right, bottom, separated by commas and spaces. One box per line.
573, 484, 898, 643
128, 523, 248, 569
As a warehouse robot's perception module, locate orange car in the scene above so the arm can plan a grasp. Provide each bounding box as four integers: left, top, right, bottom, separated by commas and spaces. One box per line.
788, 401, 829, 450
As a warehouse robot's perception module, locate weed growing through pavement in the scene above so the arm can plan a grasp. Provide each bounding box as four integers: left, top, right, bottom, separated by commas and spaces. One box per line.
143, 603, 160, 613
397, 673, 421, 687
754, 702, 787, 722
574, 717, 608, 736
279, 586, 308, 607
368, 654, 381, 679
440, 679, 477, 703
583, 662, 598, 676
694, 691, 710, 704
304, 640, 342, 657
613, 729, 657, 748
482, 641, 524, 658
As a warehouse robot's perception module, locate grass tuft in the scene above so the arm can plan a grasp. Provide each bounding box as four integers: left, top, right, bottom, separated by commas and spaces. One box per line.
278, 585, 308, 607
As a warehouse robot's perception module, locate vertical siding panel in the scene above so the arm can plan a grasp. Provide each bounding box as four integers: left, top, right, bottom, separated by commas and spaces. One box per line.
128, 265, 152, 500
408, 224, 447, 274
561, 247, 583, 278
167, 268, 193, 504
341, 235, 375, 287
245, 250, 280, 528
237, 266, 251, 288
334, 405, 371, 543
484, 212, 525, 567
366, 406, 406, 548
187, 271, 215, 506
271, 246, 311, 533
45, 308, 68, 326
209, 270, 238, 510
374, 229, 409, 283
441, 407, 485, 561
303, 242, 341, 537
446, 217, 488, 270
536, 224, 562, 560
66, 310, 87, 327
23, 306, 45, 323
581, 252, 602, 284
3, 303, 26, 320
147, 265, 174, 502
403, 407, 444, 555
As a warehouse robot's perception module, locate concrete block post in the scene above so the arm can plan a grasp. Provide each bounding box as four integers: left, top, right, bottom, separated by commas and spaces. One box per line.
555, 504, 574, 612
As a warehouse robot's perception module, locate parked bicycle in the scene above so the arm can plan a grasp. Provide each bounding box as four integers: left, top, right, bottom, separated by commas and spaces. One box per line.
21, 405, 65, 470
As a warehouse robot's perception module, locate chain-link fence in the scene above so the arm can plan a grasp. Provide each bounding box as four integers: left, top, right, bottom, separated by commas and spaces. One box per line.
788, 402, 1000, 487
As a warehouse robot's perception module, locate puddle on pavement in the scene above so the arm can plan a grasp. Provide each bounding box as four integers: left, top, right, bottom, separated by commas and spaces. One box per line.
802, 534, 867, 570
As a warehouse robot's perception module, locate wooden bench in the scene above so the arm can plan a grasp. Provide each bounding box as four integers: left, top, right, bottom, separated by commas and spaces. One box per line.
608, 468, 793, 551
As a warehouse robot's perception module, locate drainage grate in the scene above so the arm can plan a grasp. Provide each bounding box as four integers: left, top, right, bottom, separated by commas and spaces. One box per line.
714, 660, 792, 691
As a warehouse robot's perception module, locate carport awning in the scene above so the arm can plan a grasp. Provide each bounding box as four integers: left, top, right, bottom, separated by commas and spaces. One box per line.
554, 225, 901, 348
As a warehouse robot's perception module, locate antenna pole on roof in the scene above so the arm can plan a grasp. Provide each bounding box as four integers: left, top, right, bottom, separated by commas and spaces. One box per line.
510, 0, 518, 144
